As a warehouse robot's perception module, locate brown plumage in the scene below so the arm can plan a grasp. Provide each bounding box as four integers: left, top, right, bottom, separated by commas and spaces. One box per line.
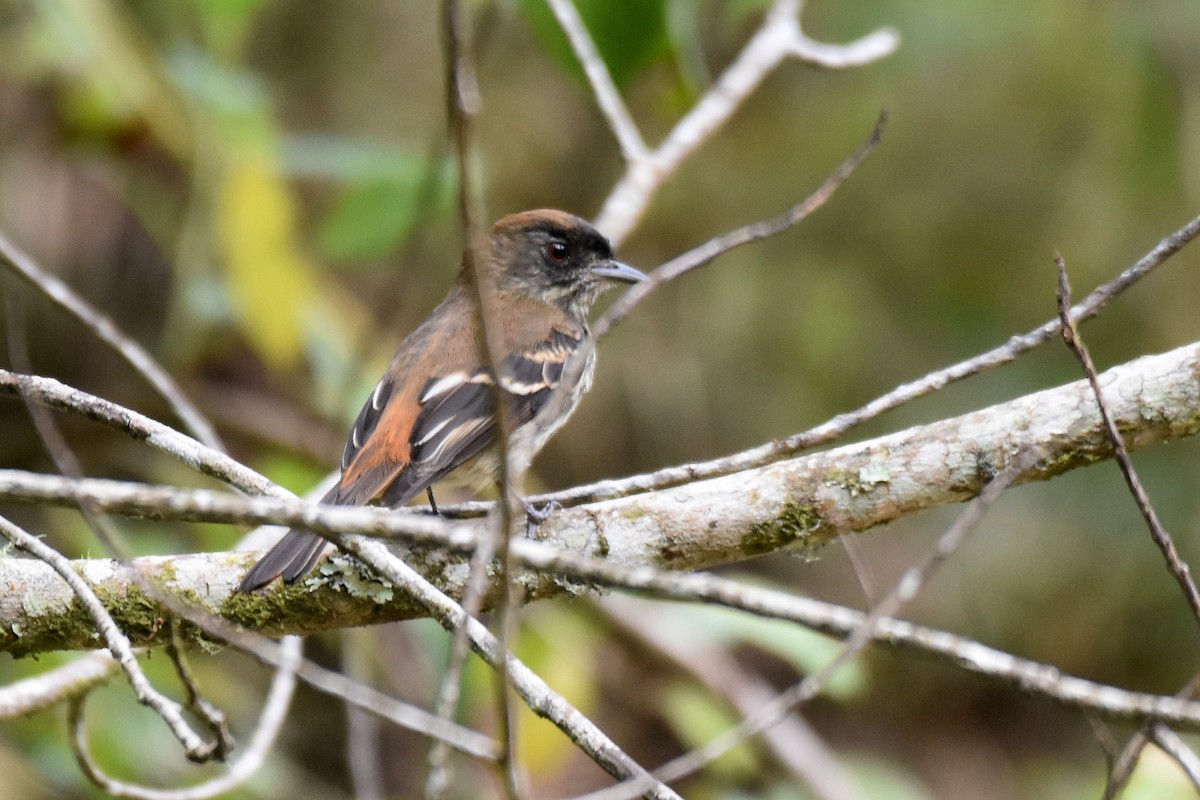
236, 209, 645, 591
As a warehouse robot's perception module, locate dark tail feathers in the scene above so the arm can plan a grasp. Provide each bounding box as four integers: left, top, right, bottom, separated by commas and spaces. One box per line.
236, 529, 329, 592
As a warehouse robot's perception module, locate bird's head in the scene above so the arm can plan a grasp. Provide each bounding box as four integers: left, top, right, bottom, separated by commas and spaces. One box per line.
484, 209, 646, 315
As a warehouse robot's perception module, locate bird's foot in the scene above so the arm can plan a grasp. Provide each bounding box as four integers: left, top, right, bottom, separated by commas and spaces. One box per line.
522, 498, 560, 538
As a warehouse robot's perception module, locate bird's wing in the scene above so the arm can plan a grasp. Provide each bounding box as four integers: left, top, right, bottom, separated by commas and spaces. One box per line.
332, 372, 414, 506
336, 327, 582, 508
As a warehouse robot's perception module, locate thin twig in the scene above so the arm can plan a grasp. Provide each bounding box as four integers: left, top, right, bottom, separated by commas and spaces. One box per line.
431, 3, 523, 797
1087, 714, 1121, 779
1149, 724, 1200, 791
557, 564, 1200, 730
166, 621, 234, 761
1056, 255, 1200, 626
594, 110, 887, 340
343, 629, 386, 800
427, 518, 507, 800
0, 230, 223, 451
542, 0, 647, 163
0, 370, 278, 496
285, 644, 499, 761
66, 636, 302, 800
590, 0, 898, 244
0, 651, 120, 719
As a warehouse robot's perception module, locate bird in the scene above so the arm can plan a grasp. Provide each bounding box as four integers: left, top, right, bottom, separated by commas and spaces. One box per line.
236, 209, 646, 592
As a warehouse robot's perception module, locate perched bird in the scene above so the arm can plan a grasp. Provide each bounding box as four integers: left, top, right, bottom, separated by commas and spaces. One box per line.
237, 209, 645, 592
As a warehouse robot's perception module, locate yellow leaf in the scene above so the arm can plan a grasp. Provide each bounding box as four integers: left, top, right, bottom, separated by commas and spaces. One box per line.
515, 607, 600, 776
218, 158, 318, 369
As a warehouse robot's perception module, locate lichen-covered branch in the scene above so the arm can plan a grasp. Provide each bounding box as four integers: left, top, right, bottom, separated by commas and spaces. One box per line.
1, 340, 1197, 654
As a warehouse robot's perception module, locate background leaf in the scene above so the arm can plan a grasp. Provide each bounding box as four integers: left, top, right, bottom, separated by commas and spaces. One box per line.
517, 0, 672, 89
218, 157, 320, 369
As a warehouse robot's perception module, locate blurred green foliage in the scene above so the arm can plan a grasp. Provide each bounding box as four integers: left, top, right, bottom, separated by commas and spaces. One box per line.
1, 0, 1199, 797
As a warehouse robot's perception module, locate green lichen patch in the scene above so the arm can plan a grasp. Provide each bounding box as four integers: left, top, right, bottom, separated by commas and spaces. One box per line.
92, 583, 169, 645
742, 501, 824, 557
857, 464, 891, 489
220, 586, 285, 630
218, 570, 374, 635
825, 465, 889, 498
308, 556, 394, 603
594, 528, 610, 559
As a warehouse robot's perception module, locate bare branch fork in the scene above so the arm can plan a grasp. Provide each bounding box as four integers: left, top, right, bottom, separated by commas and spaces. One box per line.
65, 637, 302, 800
542, 0, 900, 244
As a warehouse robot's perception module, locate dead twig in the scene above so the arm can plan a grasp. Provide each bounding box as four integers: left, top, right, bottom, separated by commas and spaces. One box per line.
66, 637, 301, 800
1056, 254, 1200, 625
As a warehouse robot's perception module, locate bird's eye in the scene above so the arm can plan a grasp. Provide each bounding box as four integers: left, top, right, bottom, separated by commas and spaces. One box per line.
546, 241, 569, 265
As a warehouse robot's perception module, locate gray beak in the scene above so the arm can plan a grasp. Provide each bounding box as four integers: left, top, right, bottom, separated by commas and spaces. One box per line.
590, 260, 648, 283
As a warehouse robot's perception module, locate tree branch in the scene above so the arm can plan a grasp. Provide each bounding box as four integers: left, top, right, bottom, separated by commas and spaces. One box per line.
2, 339, 1198, 652
0, 514, 222, 762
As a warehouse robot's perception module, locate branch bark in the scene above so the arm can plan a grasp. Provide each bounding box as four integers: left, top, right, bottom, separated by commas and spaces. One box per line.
2, 340, 1198, 653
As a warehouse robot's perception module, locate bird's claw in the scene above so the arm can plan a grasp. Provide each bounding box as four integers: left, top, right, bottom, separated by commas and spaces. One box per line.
522, 499, 560, 537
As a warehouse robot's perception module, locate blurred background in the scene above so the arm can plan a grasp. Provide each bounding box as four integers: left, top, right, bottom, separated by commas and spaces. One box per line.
1, 0, 1199, 797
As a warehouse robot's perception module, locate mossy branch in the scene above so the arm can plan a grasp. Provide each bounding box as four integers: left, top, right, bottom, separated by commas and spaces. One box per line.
2, 340, 1198, 655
